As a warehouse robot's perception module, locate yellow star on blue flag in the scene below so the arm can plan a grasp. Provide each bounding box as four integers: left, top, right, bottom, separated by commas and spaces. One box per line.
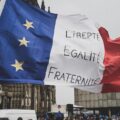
11, 60, 24, 71
19, 37, 29, 47
23, 20, 34, 30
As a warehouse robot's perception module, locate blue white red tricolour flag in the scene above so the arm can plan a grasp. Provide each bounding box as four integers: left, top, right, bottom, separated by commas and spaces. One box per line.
0, 0, 120, 93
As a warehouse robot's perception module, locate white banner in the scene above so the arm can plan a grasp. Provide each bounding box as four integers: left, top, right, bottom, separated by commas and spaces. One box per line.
45, 14, 105, 91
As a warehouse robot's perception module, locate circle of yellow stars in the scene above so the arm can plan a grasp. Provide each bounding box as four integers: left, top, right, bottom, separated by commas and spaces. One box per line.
11, 19, 34, 72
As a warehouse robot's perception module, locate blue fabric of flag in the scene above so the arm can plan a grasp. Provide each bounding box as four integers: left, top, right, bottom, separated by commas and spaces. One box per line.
0, 0, 57, 84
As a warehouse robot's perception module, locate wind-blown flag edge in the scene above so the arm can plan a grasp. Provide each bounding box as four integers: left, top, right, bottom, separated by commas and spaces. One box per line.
99, 27, 120, 93
74, 27, 120, 93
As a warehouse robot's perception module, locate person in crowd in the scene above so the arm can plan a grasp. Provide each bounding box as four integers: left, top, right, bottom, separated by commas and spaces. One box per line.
55, 111, 64, 120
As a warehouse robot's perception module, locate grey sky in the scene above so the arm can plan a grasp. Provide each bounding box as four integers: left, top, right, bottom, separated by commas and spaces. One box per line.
1, 0, 120, 38
38, 0, 120, 38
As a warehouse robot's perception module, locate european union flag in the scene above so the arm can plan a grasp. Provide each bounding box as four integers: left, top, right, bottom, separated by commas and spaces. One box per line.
0, 0, 57, 84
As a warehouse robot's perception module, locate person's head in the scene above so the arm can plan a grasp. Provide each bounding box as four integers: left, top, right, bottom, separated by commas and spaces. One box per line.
17, 117, 23, 120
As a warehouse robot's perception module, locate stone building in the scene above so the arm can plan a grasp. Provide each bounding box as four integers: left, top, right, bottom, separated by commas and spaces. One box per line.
75, 89, 120, 116
0, 84, 55, 113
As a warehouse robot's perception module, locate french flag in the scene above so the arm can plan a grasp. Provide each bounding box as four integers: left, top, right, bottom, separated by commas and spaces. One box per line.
0, 0, 120, 93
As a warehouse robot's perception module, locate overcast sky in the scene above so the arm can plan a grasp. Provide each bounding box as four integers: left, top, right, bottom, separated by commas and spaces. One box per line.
1, 0, 120, 38
38, 0, 120, 39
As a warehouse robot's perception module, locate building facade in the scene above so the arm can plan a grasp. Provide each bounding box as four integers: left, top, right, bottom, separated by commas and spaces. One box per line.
75, 89, 120, 116
0, 84, 55, 113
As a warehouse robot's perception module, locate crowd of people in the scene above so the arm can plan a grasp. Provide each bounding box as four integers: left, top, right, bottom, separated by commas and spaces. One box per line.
37, 112, 120, 120
38, 112, 120, 120
65, 113, 120, 120
37, 111, 64, 120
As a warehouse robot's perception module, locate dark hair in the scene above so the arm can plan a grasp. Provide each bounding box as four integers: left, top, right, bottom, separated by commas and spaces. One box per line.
17, 117, 23, 120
